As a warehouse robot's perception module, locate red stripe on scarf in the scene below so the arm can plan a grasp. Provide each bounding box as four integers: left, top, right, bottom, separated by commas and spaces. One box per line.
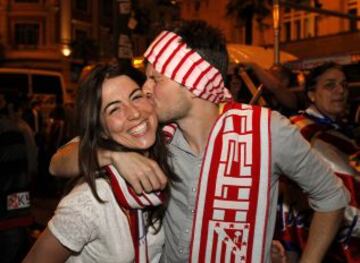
129, 211, 141, 263
191, 64, 212, 91
182, 58, 203, 86
171, 50, 195, 80
198, 71, 221, 99
152, 34, 179, 68
145, 31, 170, 61
161, 42, 186, 74
104, 165, 164, 263
105, 166, 132, 209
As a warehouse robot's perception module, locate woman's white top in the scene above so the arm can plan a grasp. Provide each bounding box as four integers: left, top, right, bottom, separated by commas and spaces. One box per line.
48, 178, 164, 263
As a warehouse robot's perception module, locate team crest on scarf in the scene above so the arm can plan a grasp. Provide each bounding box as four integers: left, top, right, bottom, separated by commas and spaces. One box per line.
190, 103, 271, 263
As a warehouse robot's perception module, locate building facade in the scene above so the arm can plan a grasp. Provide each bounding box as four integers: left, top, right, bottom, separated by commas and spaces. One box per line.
0, 0, 182, 95
180, 0, 360, 59
0, 0, 115, 95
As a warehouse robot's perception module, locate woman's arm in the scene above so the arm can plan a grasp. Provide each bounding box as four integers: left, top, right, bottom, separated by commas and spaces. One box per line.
23, 228, 72, 263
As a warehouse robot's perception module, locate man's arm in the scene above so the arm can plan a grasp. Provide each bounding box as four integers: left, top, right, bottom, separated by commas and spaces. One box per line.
271, 111, 349, 262
49, 141, 167, 194
300, 209, 344, 263
49, 141, 82, 177
105, 150, 168, 194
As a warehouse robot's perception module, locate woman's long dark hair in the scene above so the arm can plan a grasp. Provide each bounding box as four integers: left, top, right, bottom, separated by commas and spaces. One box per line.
72, 63, 177, 228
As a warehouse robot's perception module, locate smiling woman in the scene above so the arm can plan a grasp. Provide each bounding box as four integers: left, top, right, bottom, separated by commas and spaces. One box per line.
100, 75, 158, 150
23, 64, 177, 263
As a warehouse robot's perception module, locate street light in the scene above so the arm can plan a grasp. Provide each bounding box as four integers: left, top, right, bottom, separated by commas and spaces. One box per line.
61, 40, 72, 57
273, 0, 280, 65
62, 46, 71, 57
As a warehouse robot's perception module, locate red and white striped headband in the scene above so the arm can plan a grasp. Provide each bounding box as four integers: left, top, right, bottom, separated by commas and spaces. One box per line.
144, 31, 231, 104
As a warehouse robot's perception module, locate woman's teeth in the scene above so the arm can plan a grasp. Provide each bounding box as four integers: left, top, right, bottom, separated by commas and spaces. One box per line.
129, 122, 147, 135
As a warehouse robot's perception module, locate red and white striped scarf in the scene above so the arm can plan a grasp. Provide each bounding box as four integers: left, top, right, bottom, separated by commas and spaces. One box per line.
190, 102, 271, 263
104, 164, 165, 263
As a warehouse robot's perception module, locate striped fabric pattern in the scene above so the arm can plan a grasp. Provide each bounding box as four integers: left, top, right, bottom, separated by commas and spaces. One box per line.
105, 165, 164, 209
104, 164, 164, 263
189, 103, 271, 263
144, 31, 231, 104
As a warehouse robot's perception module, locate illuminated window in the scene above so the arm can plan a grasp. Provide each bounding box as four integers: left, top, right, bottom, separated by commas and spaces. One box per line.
75, 0, 88, 12
295, 20, 301, 40
14, 0, 39, 2
14, 23, 39, 48
284, 22, 291, 42
101, 1, 113, 18
348, 8, 357, 32
314, 16, 320, 36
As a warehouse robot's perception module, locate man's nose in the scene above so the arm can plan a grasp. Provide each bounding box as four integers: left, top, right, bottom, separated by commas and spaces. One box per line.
143, 80, 154, 97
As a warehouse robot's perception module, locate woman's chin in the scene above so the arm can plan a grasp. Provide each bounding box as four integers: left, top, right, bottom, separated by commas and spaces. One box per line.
127, 136, 157, 151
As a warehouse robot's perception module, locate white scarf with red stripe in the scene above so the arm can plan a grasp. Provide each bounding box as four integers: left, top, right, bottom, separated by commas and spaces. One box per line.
103, 164, 165, 263
190, 103, 271, 263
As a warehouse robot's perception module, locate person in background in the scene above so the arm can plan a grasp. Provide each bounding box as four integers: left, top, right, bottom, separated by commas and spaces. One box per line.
248, 62, 301, 116
226, 67, 252, 103
7, 95, 38, 179
22, 98, 49, 197
49, 21, 349, 262
22, 99, 43, 140
48, 101, 66, 154
276, 62, 360, 262
24, 64, 176, 263
0, 93, 33, 263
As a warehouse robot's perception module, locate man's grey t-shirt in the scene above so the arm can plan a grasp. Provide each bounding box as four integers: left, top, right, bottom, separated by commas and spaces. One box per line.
162, 110, 349, 263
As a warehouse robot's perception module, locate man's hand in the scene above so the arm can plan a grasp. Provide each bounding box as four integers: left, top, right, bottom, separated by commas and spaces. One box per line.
109, 152, 167, 194
50, 140, 168, 194
271, 240, 287, 263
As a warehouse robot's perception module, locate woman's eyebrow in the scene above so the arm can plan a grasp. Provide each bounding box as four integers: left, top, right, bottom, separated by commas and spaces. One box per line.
129, 88, 142, 97
103, 88, 142, 113
103, 100, 121, 113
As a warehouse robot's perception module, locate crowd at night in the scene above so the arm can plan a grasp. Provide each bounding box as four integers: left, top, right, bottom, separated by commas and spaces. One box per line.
1, 1, 359, 262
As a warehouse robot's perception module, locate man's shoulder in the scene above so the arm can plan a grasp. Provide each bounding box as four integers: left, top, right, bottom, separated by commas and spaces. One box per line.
223, 102, 273, 116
